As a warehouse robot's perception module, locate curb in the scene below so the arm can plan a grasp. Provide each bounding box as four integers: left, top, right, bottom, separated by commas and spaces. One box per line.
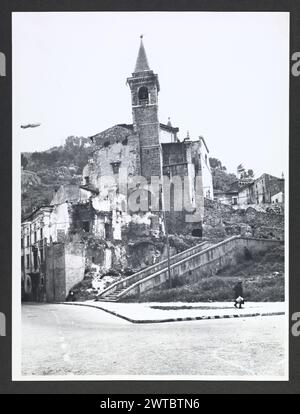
60, 302, 285, 325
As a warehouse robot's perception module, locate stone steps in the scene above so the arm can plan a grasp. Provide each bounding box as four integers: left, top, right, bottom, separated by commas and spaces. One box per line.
97, 241, 210, 302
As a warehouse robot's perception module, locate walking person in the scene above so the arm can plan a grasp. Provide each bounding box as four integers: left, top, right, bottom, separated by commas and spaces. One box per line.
233, 280, 245, 309
66, 290, 76, 302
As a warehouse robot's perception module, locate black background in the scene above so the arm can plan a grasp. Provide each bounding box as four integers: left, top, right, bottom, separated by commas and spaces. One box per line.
0, 0, 299, 394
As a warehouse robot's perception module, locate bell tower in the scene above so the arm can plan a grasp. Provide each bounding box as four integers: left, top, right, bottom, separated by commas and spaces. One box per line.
127, 36, 162, 180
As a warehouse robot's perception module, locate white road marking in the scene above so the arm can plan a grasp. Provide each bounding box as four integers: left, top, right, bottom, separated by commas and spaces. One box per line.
212, 351, 256, 376
51, 309, 74, 369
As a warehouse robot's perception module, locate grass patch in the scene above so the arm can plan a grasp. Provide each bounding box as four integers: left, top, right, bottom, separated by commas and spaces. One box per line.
131, 274, 284, 303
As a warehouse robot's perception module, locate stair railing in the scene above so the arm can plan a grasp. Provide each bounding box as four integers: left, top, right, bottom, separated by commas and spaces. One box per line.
98, 240, 209, 299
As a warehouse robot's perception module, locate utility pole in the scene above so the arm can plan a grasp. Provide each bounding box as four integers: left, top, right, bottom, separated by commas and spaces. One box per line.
163, 209, 172, 289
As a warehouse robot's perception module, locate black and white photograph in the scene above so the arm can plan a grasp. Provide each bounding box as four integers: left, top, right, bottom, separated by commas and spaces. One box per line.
12, 11, 289, 381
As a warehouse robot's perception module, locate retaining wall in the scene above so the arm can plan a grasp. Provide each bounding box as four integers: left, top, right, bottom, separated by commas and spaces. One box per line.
121, 237, 283, 299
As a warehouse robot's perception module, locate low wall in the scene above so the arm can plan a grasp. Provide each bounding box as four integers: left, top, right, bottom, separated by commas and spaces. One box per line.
123, 237, 283, 299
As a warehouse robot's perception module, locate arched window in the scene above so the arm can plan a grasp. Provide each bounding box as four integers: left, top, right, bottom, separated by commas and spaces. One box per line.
138, 86, 149, 105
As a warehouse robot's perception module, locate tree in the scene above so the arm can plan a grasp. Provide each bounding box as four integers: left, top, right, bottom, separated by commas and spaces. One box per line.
209, 158, 237, 192
209, 157, 222, 170
246, 169, 254, 178
239, 168, 255, 179
212, 169, 237, 192
237, 164, 254, 179
237, 164, 245, 176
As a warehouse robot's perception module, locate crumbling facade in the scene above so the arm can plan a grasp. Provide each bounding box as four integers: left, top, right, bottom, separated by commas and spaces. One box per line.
21, 206, 52, 301
21, 38, 215, 301
82, 37, 214, 236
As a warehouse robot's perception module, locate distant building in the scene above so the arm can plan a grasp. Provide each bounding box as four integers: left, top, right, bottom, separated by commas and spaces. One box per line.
214, 189, 238, 206
21, 206, 52, 301
238, 173, 284, 206
214, 174, 285, 208
271, 191, 284, 204
238, 183, 253, 206
214, 181, 239, 206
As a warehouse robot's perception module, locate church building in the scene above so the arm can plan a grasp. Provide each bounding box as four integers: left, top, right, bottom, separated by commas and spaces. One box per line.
81, 37, 214, 233
21, 37, 214, 302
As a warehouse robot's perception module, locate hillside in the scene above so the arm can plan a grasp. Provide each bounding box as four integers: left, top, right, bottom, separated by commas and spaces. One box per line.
128, 245, 285, 303
22, 170, 41, 188
21, 136, 92, 216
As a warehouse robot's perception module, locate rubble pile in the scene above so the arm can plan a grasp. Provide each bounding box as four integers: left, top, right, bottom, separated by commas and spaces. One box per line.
203, 199, 284, 240
69, 264, 124, 301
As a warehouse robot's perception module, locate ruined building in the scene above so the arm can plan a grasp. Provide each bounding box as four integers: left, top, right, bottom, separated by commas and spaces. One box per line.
21, 38, 214, 301
80, 37, 213, 233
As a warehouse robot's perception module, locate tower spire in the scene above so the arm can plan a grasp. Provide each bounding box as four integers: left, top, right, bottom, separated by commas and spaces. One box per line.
127, 37, 161, 181
134, 35, 150, 72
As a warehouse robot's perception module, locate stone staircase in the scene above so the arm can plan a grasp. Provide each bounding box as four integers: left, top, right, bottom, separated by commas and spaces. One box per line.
97, 240, 210, 302
96, 236, 283, 303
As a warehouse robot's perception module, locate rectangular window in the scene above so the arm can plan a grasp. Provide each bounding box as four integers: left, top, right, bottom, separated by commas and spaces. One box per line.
83, 221, 90, 232
33, 250, 38, 271
21, 256, 25, 270
40, 228, 43, 240
40, 248, 44, 263
104, 223, 110, 240
34, 231, 37, 243
21, 238, 24, 248
26, 254, 30, 268
27, 235, 30, 247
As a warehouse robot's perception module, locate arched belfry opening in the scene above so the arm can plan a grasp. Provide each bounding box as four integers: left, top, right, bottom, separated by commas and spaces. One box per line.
127, 36, 161, 180
138, 86, 149, 105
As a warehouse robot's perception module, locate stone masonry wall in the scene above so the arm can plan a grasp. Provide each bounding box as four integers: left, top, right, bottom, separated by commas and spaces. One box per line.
124, 237, 283, 299
45, 241, 85, 302
45, 243, 66, 302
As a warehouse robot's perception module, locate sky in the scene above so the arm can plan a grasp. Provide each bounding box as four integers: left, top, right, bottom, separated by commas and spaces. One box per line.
12, 12, 289, 177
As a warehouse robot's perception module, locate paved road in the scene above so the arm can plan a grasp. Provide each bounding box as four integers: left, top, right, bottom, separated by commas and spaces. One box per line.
22, 304, 286, 378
